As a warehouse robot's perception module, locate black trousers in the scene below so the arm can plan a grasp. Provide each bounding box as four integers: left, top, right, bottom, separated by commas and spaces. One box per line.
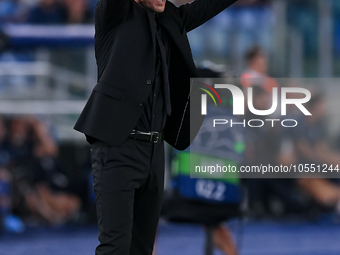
90, 137, 165, 255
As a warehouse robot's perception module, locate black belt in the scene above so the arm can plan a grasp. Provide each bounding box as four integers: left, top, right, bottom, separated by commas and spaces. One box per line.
129, 130, 163, 144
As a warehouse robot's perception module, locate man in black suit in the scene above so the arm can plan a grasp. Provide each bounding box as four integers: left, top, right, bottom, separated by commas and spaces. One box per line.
74, 0, 237, 254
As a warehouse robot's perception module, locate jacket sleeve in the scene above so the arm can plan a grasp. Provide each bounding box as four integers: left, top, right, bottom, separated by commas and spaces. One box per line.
177, 0, 238, 32
96, 0, 129, 31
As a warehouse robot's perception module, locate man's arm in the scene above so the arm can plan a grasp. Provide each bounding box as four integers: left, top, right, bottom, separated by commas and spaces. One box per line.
96, 0, 129, 31
177, 0, 238, 32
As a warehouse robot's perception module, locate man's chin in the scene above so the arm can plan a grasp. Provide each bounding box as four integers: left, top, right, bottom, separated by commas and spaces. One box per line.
152, 0, 166, 13
153, 6, 165, 13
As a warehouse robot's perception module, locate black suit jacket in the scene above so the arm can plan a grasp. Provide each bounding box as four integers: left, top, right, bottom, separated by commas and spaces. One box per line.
74, 0, 237, 150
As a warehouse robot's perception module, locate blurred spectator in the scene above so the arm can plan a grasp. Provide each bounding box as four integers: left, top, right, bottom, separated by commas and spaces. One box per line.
1, 117, 32, 167
293, 93, 340, 211
241, 45, 279, 92
240, 47, 310, 217
0, 116, 82, 226
243, 86, 314, 217
26, 0, 67, 24
253, 91, 340, 218
294, 93, 334, 165
241, 46, 280, 166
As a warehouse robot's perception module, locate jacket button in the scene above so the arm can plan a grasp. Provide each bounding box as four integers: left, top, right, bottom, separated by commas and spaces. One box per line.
146, 80, 152, 85
139, 101, 144, 107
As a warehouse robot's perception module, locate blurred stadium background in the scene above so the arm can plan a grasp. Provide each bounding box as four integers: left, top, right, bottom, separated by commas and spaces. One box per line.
1, 0, 340, 254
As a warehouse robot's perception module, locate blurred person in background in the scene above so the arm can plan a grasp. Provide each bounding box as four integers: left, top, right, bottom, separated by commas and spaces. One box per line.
241, 46, 280, 169
240, 50, 333, 217
2, 117, 33, 166
242, 85, 305, 217
241, 45, 278, 92
262, 91, 340, 218
3, 116, 81, 226
293, 93, 340, 214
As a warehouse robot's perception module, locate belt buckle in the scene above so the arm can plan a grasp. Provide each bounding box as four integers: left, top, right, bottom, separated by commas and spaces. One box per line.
150, 132, 159, 143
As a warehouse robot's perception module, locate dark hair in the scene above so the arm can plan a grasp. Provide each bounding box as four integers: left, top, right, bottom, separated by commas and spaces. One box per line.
245, 45, 263, 64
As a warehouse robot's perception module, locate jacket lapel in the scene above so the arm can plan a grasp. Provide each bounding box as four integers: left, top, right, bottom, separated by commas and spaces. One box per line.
146, 10, 157, 65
